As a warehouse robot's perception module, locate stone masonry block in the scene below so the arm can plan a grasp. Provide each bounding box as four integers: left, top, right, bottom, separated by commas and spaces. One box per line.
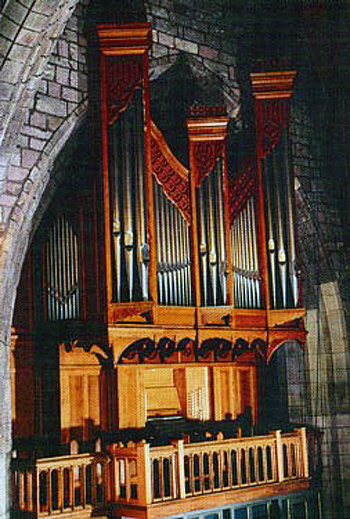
21, 149, 40, 169
36, 95, 67, 117
48, 82, 61, 98
4, 1, 28, 25
8, 166, 28, 182
1, 60, 23, 84
0, 15, 19, 41
24, 12, 48, 33
30, 112, 47, 129
0, 35, 12, 57
152, 43, 168, 59
22, 125, 51, 139
158, 32, 174, 48
43, 63, 55, 81
8, 44, 31, 65
70, 70, 78, 88
0, 83, 12, 102
47, 115, 63, 131
199, 45, 218, 60
68, 42, 79, 62
58, 40, 69, 59
0, 193, 17, 207
62, 87, 79, 103
16, 28, 38, 47
56, 66, 70, 86
183, 27, 206, 45
6, 181, 22, 197
175, 38, 198, 54
30, 138, 46, 151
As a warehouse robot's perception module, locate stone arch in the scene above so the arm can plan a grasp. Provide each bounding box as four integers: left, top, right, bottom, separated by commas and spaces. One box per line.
0, 0, 89, 508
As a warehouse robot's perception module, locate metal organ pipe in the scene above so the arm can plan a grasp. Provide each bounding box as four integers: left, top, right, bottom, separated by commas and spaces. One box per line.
44, 215, 80, 321
216, 160, 227, 304
197, 162, 228, 307
153, 178, 192, 306
263, 133, 298, 309
283, 132, 298, 306
109, 92, 149, 303
231, 197, 260, 309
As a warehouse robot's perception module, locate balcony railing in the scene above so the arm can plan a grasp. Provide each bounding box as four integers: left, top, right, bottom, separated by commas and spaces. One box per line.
12, 429, 310, 518
11, 452, 109, 517
108, 428, 309, 506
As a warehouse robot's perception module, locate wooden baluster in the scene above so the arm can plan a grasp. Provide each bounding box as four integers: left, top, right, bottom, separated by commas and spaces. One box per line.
300, 427, 309, 479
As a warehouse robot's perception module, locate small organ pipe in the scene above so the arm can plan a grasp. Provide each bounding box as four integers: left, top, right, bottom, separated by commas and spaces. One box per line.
250, 197, 260, 308
154, 182, 163, 304
185, 222, 191, 305
160, 189, 169, 304
273, 151, 287, 308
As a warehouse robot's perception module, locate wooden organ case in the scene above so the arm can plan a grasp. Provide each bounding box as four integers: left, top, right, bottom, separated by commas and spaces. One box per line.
10, 24, 307, 446
96, 24, 306, 434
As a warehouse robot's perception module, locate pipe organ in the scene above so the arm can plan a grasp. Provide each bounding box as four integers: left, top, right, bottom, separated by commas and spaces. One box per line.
10, 24, 317, 519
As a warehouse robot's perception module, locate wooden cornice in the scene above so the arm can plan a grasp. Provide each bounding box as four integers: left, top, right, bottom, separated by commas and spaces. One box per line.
97, 23, 152, 55
250, 70, 297, 99
187, 116, 230, 142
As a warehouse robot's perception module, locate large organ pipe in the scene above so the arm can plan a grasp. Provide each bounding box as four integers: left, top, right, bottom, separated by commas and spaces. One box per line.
216, 161, 227, 304
207, 174, 218, 305
122, 113, 134, 301
273, 151, 287, 308
265, 161, 277, 309
198, 187, 208, 305
135, 99, 148, 301
283, 132, 298, 306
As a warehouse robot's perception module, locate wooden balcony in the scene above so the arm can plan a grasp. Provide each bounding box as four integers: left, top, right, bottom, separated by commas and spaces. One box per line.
12, 429, 311, 519
11, 452, 109, 518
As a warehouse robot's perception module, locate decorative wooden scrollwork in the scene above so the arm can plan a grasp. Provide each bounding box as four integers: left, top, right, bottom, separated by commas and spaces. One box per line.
118, 336, 268, 364
193, 141, 224, 187
257, 98, 290, 158
228, 157, 257, 224
106, 55, 144, 125
151, 138, 190, 221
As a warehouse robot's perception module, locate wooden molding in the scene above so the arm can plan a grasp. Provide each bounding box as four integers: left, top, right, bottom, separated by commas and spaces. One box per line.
97, 23, 152, 55
187, 116, 230, 142
250, 70, 297, 99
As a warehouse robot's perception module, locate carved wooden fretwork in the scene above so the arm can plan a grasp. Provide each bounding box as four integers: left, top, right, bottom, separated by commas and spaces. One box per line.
150, 121, 190, 221
250, 70, 296, 159
118, 336, 268, 364
228, 157, 257, 224
257, 98, 290, 158
193, 140, 224, 187
106, 55, 144, 125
